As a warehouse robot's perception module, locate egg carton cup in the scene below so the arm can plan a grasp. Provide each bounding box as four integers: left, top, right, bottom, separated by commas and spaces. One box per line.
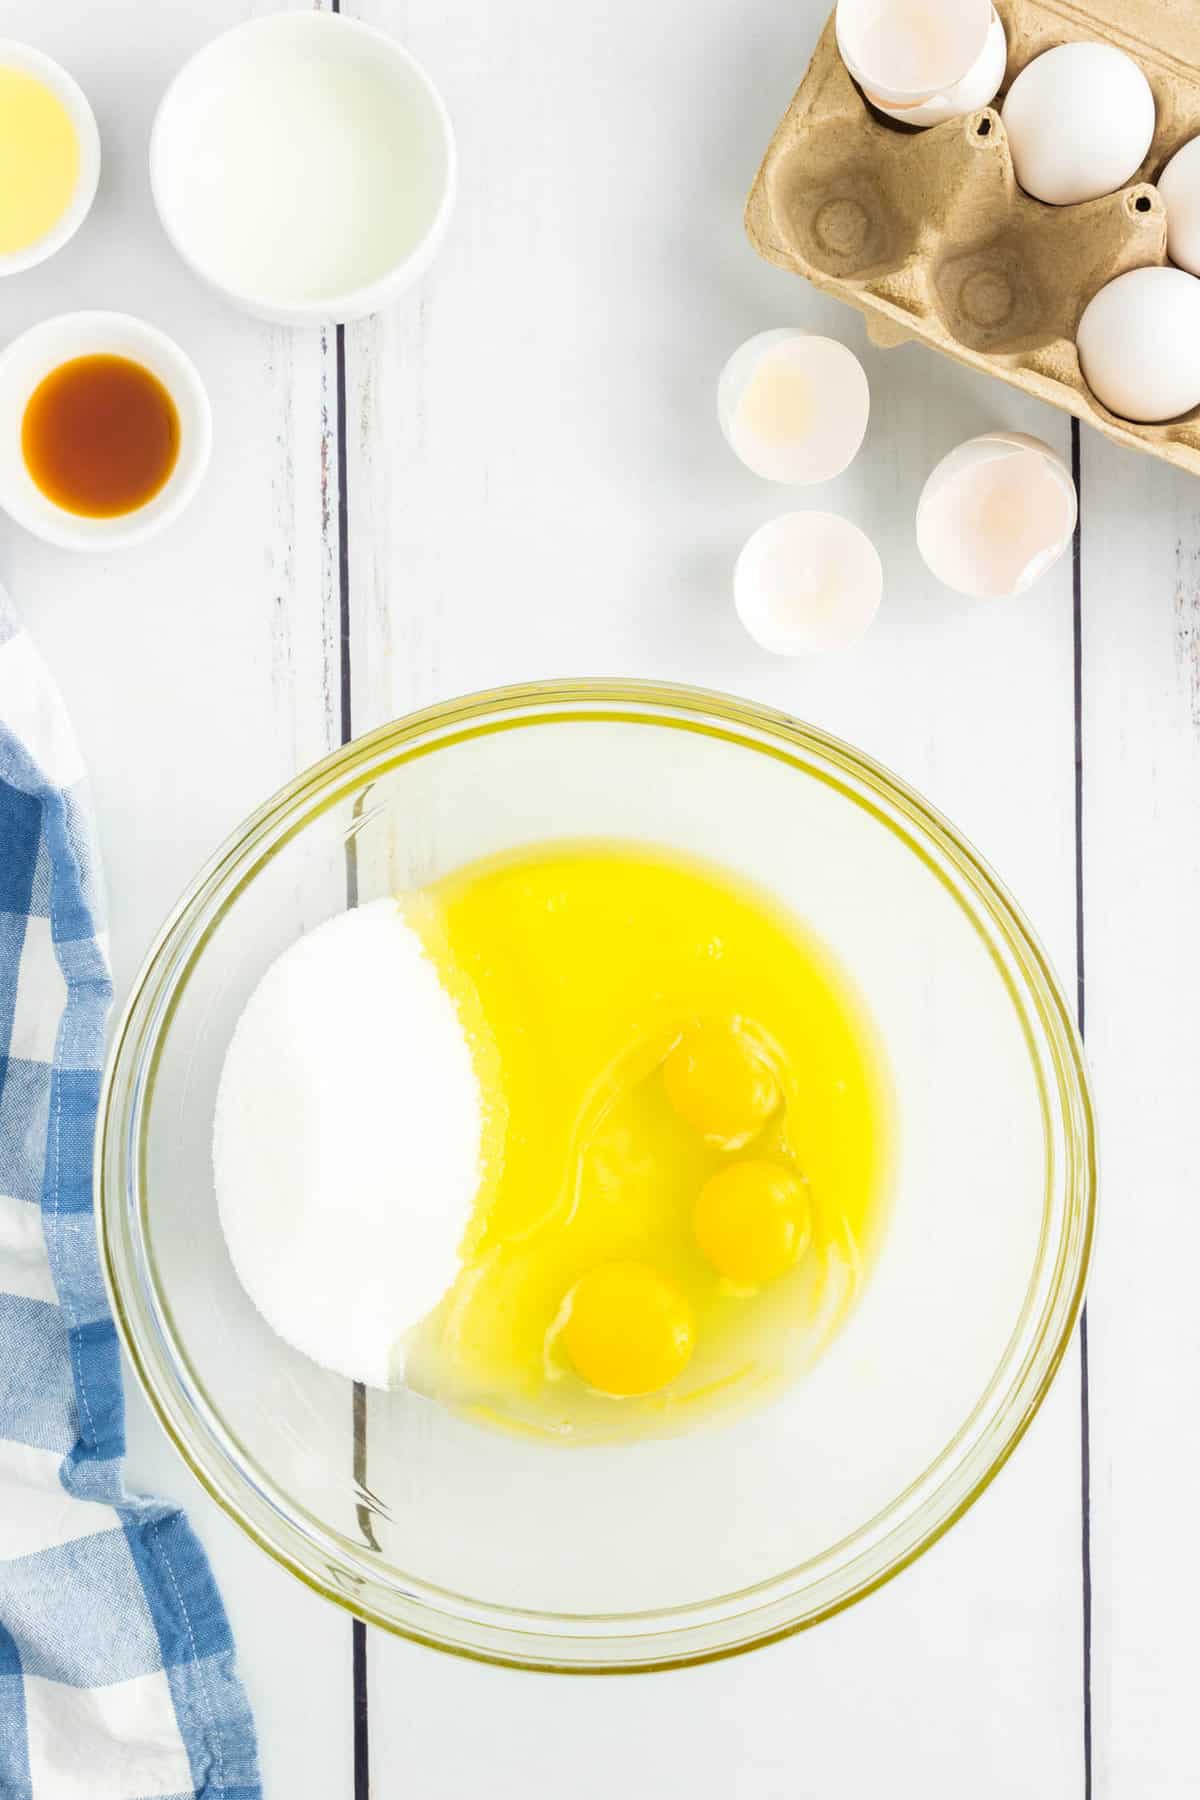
746, 0, 1200, 476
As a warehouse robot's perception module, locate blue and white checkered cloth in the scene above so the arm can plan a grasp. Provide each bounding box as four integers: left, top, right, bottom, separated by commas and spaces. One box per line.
0, 589, 260, 1799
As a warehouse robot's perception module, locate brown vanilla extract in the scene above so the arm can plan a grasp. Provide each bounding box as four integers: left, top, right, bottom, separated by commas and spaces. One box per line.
22, 354, 180, 518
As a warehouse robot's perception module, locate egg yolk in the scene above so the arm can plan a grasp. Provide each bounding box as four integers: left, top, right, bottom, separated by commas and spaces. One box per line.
694, 1160, 812, 1287
560, 1262, 695, 1398
662, 1019, 779, 1147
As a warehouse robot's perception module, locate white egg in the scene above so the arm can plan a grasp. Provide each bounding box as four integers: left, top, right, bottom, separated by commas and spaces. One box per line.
870, 9, 1007, 128
1001, 43, 1155, 206
718, 330, 870, 484
1076, 266, 1200, 423
837, 0, 992, 108
1158, 136, 1200, 277
734, 512, 882, 655
916, 433, 1076, 600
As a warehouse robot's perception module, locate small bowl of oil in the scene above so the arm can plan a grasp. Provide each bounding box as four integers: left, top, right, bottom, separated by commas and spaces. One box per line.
0, 311, 212, 551
0, 39, 100, 278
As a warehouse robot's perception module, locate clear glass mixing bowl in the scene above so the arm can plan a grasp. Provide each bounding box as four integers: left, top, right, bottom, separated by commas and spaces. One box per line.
98, 682, 1095, 1671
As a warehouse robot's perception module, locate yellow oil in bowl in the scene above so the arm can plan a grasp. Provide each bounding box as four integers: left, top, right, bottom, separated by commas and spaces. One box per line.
0, 64, 80, 258
408, 840, 892, 1442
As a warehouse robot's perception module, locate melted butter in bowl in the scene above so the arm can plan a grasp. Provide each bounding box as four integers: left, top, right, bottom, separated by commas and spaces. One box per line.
212, 841, 891, 1445
407, 839, 892, 1443
0, 41, 100, 276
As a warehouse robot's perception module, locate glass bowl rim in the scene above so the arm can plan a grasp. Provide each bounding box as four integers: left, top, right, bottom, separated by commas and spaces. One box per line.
97, 678, 1096, 1673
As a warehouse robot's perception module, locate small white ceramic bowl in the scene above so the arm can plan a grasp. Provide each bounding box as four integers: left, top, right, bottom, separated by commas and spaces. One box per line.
150, 12, 457, 326
0, 39, 101, 278
0, 312, 212, 551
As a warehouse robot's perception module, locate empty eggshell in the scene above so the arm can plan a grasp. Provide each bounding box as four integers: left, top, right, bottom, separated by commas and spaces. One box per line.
836, 0, 992, 108
869, 8, 1006, 128
1158, 136, 1200, 278
1076, 266, 1200, 423
916, 433, 1076, 601
734, 511, 882, 655
1001, 42, 1155, 206
718, 330, 870, 484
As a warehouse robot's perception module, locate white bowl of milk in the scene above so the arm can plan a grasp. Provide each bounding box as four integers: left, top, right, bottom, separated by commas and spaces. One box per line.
150, 11, 456, 326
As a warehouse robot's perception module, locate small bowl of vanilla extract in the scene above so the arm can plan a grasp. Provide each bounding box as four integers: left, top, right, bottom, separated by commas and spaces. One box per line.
0, 311, 211, 550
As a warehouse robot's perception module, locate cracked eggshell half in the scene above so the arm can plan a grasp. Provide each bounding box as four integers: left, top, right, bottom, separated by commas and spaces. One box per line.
916, 432, 1077, 601
734, 511, 883, 655
718, 330, 870, 485
869, 8, 1006, 128
835, 0, 992, 108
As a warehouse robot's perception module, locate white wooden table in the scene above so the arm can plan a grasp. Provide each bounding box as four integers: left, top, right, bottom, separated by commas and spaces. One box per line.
4, 1, 1194, 1793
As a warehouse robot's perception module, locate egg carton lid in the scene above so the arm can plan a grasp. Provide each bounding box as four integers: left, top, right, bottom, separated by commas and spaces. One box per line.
746, 0, 1200, 476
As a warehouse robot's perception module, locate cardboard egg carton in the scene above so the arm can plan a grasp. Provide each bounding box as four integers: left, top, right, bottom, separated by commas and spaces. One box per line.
746, 0, 1200, 475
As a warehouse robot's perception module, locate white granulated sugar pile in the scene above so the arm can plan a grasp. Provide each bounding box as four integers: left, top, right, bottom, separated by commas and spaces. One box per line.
213, 897, 483, 1388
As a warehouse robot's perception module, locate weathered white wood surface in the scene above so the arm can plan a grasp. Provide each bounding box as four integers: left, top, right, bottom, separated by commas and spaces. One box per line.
3, 0, 1187, 1792
1079, 436, 1200, 1800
